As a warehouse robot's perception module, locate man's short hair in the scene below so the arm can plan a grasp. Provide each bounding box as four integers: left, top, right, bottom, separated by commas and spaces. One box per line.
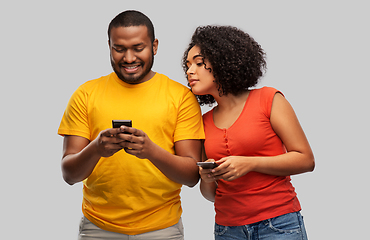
108, 10, 155, 43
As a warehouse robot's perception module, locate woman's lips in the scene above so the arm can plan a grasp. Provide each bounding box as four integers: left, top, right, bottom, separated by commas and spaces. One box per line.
189, 79, 199, 86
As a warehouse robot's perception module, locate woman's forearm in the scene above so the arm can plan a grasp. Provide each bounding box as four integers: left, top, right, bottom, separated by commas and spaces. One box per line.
200, 179, 217, 202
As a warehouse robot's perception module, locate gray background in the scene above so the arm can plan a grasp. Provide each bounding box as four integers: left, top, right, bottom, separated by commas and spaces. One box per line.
1, 1, 369, 239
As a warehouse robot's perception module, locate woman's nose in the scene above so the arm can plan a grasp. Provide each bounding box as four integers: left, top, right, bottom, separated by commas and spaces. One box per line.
187, 65, 195, 75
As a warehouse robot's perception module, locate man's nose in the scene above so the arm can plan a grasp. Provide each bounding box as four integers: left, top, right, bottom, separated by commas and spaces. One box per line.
124, 50, 136, 63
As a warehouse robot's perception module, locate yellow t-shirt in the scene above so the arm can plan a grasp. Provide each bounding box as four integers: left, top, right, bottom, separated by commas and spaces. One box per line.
58, 72, 204, 235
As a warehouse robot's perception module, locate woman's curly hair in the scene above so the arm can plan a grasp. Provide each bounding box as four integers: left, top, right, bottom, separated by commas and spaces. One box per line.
182, 25, 267, 105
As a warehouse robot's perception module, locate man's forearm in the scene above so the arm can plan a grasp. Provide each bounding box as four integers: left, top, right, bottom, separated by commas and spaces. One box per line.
147, 144, 200, 187
62, 138, 101, 185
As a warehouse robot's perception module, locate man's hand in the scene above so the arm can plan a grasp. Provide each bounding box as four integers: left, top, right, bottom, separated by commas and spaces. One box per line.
62, 127, 127, 185
95, 127, 127, 157
115, 126, 156, 159
116, 125, 201, 187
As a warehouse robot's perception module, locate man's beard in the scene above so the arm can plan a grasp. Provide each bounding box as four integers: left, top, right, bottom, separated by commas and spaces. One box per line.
111, 52, 154, 84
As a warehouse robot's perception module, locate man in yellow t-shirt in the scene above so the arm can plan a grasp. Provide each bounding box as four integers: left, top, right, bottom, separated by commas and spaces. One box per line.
58, 10, 204, 239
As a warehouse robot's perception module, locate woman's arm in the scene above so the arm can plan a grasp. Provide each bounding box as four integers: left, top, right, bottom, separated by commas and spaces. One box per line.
211, 93, 315, 181
198, 143, 218, 202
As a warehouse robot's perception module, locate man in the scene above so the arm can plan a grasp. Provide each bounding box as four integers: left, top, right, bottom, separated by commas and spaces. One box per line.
58, 10, 204, 239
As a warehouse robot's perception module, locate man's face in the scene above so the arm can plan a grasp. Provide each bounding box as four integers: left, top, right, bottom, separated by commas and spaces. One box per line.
109, 26, 158, 84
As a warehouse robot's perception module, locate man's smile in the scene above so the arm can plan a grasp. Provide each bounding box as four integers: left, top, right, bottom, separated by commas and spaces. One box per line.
122, 64, 141, 73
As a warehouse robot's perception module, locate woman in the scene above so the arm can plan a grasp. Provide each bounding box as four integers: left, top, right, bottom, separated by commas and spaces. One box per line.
182, 25, 315, 240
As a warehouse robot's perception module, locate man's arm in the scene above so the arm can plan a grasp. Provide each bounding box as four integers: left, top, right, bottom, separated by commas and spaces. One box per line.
61, 128, 127, 185
170, 139, 202, 187
119, 127, 202, 187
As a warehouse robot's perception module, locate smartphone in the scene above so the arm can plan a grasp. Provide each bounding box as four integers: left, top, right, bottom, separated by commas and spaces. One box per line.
112, 120, 132, 129
196, 162, 218, 169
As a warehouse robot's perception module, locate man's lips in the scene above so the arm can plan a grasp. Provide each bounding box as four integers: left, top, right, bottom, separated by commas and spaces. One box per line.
121, 64, 141, 73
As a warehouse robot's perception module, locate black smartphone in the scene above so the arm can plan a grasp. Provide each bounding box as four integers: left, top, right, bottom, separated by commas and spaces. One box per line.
196, 162, 218, 169
112, 120, 132, 129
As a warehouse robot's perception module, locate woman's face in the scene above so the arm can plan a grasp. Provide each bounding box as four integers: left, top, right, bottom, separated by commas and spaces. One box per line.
186, 46, 218, 96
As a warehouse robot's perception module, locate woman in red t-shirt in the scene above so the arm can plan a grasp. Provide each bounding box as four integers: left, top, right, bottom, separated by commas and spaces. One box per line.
182, 25, 315, 240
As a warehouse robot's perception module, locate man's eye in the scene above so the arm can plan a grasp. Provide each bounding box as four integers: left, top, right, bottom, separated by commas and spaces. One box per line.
114, 48, 124, 53
135, 48, 144, 52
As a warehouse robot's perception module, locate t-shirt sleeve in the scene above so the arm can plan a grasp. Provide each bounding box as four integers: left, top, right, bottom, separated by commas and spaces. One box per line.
173, 90, 205, 142
58, 85, 91, 140
260, 86, 284, 119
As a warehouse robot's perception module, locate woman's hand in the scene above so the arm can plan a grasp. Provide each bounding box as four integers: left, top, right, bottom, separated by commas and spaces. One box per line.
199, 159, 219, 183
212, 156, 255, 181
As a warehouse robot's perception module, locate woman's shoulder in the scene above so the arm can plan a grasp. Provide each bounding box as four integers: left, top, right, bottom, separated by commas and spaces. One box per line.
251, 86, 281, 95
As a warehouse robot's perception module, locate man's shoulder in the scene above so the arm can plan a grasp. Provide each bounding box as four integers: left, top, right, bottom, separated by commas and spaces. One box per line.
155, 73, 189, 90
78, 73, 114, 90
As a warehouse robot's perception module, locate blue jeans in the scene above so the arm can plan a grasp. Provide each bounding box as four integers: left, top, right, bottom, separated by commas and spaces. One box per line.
214, 211, 308, 240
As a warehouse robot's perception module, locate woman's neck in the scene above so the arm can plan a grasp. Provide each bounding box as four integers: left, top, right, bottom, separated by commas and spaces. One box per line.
214, 91, 250, 112
212, 91, 250, 129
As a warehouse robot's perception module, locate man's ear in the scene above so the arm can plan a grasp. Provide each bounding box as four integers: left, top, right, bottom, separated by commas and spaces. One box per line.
153, 39, 159, 55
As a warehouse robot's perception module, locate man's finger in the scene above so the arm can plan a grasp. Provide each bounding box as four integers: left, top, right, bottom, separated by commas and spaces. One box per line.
101, 128, 123, 137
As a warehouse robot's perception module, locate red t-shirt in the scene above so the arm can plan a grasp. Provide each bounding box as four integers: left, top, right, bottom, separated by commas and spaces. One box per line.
203, 87, 301, 226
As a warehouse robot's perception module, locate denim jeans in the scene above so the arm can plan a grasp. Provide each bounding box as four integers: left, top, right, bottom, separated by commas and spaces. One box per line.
214, 211, 308, 240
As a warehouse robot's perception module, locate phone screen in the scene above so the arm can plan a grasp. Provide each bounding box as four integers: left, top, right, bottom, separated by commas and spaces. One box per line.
112, 120, 132, 128
196, 162, 218, 169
